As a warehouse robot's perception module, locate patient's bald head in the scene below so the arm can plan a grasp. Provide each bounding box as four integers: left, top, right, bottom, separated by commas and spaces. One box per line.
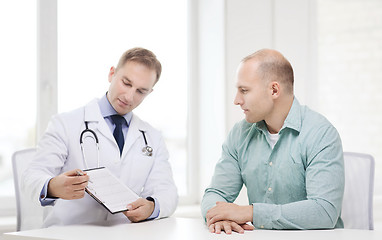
242, 49, 294, 94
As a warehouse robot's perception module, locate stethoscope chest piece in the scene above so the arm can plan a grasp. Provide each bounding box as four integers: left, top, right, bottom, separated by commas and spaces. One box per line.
142, 146, 153, 156
139, 130, 153, 157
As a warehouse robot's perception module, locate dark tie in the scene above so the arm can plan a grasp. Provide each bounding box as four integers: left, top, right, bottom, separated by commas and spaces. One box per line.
110, 115, 127, 155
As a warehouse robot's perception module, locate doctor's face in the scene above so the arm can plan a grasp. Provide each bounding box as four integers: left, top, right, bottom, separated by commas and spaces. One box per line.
107, 61, 156, 115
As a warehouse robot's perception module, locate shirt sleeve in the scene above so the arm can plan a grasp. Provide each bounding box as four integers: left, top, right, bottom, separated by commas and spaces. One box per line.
39, 178, 58, 206
201, 124, 244, 219
252, 125, 345, 229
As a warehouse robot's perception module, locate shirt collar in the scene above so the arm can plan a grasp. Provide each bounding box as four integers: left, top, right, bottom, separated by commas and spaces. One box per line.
98, 93, 133, 124
281, 97, 302, 133
255, 97, 302, 134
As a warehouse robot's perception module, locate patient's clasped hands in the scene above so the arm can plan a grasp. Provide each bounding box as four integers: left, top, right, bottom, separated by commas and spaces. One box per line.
206, 202, 255, 234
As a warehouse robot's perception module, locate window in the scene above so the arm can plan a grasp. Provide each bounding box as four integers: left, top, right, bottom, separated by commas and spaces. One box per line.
57, 0, 189, 197
0, 0, 37, 214
317, 0, 382, 196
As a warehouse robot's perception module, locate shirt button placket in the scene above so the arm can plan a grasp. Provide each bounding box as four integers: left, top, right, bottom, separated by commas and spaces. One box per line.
266, 155, 273, 197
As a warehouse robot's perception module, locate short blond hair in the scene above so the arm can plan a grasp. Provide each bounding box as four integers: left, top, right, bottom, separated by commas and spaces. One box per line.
116, 47, 162, 83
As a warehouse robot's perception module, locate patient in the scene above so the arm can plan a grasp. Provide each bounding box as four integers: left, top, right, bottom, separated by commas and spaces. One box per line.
201, 49, 344, 234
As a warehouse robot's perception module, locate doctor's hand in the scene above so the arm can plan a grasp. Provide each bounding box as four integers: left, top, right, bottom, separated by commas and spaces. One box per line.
206, 202, 253, 227
47, 169, 89, 200
123, 198, 155, 222
208, 220, 255, 234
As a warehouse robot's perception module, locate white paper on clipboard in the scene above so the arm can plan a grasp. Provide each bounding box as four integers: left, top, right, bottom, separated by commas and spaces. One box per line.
84, 167, 139, 214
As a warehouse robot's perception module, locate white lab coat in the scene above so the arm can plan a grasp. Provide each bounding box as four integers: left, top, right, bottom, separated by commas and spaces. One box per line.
22, 99, 178, 227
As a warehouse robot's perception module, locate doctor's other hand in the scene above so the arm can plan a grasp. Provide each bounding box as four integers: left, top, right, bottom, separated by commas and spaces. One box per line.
123, 198, 155, 222
206, 202, 253, 226
47, 169, 89, 200
208, 220, 255, 234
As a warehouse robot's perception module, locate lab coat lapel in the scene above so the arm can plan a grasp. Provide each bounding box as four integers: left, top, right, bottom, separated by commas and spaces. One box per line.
122, 114, 145, 158
83, 100, 115, 144
84, 102, 148, 158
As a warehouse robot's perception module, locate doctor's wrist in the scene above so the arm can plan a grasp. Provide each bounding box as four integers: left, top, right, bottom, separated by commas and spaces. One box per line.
146, 196, 155, 212
47, 177, 59, 198
146, 196, 160, 220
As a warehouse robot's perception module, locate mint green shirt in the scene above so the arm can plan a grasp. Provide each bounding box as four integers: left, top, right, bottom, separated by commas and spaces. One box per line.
201, 98, 344, 229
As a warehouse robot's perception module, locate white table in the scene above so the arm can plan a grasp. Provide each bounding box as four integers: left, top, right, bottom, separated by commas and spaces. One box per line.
2, 217, 381, 240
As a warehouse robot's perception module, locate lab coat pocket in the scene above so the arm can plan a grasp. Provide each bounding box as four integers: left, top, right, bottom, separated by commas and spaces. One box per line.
122, 153, 154, 194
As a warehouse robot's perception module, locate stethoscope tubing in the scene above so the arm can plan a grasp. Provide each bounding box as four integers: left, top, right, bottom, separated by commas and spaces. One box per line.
80, 121, 153, 168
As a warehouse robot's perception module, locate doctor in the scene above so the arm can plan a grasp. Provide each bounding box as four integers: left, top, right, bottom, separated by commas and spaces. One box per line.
22, 47, 178, 227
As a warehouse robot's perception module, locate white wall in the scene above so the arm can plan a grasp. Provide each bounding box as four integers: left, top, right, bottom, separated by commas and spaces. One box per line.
192, 0, 227, 201
225, 0, 317, 132
37, 0, 57, 140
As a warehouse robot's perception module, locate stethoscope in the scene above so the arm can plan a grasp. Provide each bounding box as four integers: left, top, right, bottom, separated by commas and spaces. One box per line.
80, 121, 153, 169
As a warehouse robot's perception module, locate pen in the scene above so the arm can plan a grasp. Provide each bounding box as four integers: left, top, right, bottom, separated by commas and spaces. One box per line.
76, 170, 92, 183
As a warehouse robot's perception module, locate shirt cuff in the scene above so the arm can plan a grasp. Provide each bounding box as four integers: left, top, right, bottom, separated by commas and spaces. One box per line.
146, 197, 160, 220
39, 178, 58, 206
252, 202, 280, 229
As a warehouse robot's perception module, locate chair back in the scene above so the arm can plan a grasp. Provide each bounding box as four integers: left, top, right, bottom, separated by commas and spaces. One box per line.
12, 148, 44, 231
341, 152, 375, 230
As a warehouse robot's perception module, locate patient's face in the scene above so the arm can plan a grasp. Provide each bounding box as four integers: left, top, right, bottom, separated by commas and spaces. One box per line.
234, 60, 274, 123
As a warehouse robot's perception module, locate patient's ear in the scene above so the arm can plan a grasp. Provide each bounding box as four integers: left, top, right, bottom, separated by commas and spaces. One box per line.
270, 81, 280, 98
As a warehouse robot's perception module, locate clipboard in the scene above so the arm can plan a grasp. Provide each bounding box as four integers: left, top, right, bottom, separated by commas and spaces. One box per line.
84, 167, 139, 214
